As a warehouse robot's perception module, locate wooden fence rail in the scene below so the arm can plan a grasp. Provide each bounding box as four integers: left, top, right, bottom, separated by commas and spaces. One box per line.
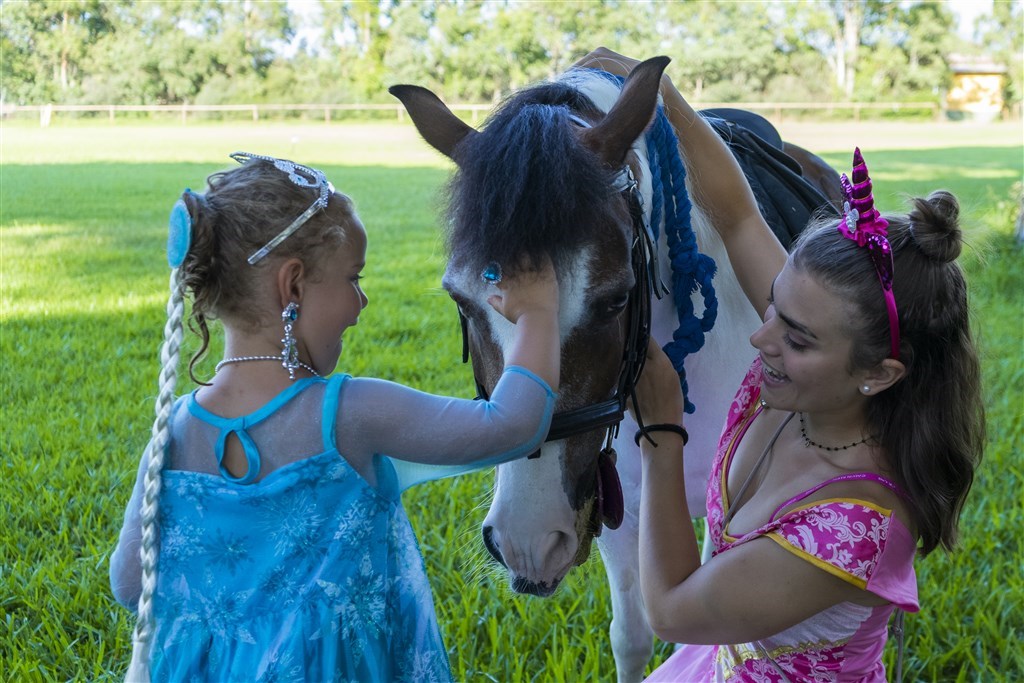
2, 101, 942, 127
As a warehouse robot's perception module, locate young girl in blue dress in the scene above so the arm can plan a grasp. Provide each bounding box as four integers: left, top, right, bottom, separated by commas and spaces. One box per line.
110, 152, 561, 682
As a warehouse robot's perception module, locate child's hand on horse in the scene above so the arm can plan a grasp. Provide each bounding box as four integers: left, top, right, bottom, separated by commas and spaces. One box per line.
486, 255, 559, 324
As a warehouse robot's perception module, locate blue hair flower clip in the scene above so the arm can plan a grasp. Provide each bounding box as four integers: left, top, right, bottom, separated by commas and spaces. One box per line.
167, 190, 193, 268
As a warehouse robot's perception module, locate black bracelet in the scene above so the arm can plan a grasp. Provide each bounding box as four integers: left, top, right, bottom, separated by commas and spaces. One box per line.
634, 423, 689, 448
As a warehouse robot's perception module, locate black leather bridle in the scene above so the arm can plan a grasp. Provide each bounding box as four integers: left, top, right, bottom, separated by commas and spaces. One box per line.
457, 162, 662, 456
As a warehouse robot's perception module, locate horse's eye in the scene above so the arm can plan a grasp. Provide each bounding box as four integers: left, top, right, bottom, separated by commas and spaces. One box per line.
597, 294, 629, 320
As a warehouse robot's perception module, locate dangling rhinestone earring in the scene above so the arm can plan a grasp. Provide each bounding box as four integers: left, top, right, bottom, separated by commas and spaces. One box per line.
281, 302, 301, 380
214, 301, 318, 379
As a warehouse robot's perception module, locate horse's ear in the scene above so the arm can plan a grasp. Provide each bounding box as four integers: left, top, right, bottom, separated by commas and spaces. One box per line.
389, 84, 478, 161
580, 56, 670, 167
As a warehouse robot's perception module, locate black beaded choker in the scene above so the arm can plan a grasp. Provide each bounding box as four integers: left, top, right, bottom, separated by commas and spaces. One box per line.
799, 413, 868, 452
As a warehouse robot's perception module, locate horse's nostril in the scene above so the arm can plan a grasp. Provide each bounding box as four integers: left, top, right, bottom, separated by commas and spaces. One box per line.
536, 529, 575, 570
481, 525, 506, 567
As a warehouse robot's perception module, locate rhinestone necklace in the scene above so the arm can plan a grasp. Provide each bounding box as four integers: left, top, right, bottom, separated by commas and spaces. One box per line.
215, 355, 320, 378
799, 413, 868, 452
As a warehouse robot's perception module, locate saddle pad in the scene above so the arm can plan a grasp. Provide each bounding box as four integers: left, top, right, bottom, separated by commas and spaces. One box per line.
701, 112, 839, 250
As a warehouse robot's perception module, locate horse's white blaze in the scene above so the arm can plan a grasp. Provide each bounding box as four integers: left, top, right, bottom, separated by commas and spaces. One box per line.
455, 246, 595, 355
475, 247, 595, 583
487, 441, 577, 583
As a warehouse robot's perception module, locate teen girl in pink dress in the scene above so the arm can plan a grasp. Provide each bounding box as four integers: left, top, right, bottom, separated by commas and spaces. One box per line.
579, 48, 984, 682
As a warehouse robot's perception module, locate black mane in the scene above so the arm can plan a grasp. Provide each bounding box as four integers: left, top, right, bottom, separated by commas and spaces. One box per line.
446, 81, 620, 273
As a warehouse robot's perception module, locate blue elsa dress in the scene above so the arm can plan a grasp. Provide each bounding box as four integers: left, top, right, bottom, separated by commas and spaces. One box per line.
110, 367, 555, 682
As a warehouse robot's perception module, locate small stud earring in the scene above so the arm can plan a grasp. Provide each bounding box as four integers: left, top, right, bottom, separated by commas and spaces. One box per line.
862, 385, 871, 394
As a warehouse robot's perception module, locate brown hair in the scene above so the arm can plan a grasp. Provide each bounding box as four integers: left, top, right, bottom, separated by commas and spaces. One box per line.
792, 191, 984, 555
177, 159, 355, 382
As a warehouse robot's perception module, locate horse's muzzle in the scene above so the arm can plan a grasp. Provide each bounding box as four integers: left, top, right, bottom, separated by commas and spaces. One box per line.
482, 525, 563, 597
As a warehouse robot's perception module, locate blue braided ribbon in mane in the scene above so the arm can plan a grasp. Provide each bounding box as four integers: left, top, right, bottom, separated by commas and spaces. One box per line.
591, 70, 718, 413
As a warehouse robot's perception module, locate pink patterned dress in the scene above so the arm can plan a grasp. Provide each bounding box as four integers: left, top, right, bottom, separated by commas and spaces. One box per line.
646, 358, 919, 682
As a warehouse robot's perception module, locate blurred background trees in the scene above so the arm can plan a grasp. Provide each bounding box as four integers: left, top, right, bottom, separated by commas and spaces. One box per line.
2, 0, 1020, 114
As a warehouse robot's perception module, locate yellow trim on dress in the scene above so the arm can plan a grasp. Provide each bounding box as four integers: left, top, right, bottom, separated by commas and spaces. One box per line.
717, 635, 852, 671
782, 496, 893, 518
766, 531, 872, 589
766, 498, 893, 589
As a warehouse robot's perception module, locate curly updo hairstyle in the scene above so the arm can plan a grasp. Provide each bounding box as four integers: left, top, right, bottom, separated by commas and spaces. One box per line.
177, 159, 355, 382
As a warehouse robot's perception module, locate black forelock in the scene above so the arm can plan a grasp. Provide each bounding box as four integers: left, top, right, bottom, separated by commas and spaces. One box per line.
445, 81, 621, 274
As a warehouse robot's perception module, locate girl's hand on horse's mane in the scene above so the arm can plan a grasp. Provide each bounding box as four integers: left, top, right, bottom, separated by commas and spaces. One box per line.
486, 256, 559, 325
629, 339, 684, 427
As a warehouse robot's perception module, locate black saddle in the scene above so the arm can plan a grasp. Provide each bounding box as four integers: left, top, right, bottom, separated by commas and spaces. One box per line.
699, 108, 837, 250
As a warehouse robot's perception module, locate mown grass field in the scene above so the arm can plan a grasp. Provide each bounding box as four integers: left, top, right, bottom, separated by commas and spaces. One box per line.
2, 118, 1022, 682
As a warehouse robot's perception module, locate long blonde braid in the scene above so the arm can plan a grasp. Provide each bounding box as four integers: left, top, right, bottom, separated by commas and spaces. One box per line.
125, 268, 184, 682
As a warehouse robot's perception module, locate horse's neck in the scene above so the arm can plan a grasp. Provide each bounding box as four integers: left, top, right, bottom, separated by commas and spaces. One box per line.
567, 66, 761, 413
653, 201, 763, 398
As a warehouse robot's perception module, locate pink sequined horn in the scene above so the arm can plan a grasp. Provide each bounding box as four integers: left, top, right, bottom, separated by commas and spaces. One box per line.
837, 148, 900, 360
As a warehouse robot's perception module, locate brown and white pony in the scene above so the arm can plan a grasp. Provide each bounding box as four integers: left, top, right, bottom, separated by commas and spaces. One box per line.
391, 57, 838, 682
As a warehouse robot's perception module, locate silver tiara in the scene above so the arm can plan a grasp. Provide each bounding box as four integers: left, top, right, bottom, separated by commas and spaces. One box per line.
230, 152, 334, 265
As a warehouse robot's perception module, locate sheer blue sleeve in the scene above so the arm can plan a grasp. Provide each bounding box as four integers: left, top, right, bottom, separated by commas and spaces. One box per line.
109, 444, 147, 609
109, 396, 192, 609
335, 366, 556, 492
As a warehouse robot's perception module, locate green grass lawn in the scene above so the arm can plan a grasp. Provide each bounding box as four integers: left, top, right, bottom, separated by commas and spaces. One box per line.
2, 120, 1021, 681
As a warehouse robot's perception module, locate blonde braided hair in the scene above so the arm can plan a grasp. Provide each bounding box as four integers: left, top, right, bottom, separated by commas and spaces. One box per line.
125, 268, 184, 682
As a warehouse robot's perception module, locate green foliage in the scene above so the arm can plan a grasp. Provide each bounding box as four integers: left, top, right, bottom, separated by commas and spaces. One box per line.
1, 0, 117, 102
3, 0, 1021, 110
673, 2, 785, 98
981, 0, 1024, 109
852, 1, 956, 102
1, 121, 1021, 680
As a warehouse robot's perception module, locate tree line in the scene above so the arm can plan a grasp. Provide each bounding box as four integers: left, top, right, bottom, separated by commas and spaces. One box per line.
2, 0, 1021, 111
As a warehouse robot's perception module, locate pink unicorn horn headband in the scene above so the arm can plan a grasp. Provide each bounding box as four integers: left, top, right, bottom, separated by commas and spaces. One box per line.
837, 148, 900, 360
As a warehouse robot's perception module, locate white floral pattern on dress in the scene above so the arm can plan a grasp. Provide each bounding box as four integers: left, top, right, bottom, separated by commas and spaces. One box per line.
151, 450, 452, 682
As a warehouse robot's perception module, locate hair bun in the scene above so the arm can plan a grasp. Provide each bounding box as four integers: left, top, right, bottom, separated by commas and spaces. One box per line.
908, 190, 961, 263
